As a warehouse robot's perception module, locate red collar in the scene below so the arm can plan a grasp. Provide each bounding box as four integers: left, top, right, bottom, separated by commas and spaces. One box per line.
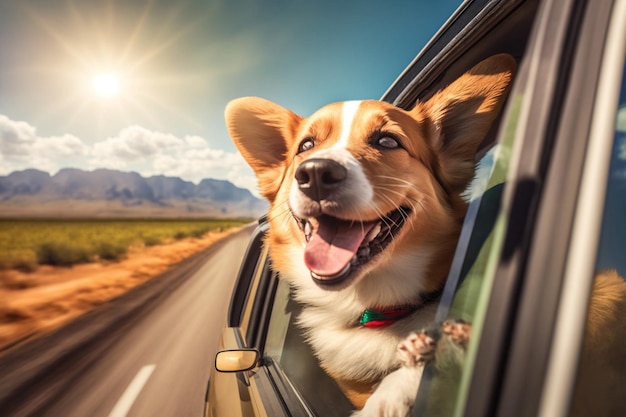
358, 305, 421, 328
358, 291, 441, 328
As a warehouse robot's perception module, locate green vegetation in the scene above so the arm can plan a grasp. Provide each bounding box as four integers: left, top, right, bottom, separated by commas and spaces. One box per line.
0, 218, 250, 271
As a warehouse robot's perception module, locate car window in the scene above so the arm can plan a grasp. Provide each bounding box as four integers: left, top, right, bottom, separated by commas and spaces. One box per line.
264, 277, 354, 417
413, 57, 626, 417
411, 82, 524, 417
568, 61, 626, 417
259, 109, 520, 417
227, 223, 268, 331
239, 244, 271, 340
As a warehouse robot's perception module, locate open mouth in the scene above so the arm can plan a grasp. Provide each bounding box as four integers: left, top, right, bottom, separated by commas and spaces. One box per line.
294, 207, 411, 288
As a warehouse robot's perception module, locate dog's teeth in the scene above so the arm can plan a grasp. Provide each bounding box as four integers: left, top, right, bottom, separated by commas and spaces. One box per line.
358, 247, 371, 258
311, 263, 351, 281
304, 221, 312, 241
366, 223, 382, 243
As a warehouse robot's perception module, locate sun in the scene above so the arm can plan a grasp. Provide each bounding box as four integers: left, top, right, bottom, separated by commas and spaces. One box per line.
91, 73, 120, 98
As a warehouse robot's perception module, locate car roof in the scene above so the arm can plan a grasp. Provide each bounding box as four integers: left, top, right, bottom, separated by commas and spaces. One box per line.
382, 0, 527, 107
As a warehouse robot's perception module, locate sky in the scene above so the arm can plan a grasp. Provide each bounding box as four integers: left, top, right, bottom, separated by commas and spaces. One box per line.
0, 0, 462, 195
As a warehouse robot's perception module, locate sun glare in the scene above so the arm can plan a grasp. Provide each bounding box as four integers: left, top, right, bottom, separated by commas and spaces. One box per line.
23, 1, 206, 131
91, 73, 120, 98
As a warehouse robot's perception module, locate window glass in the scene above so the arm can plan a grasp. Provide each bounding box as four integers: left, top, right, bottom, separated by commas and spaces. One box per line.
264, 278, 353, 416
264, 277, 294, 359
413, 91, 524, 417
568, 61, 626, 417
593, 65, 626, 276
239, 244, 270, 339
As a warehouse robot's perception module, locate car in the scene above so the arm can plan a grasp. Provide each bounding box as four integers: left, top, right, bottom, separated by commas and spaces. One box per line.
205, 0, 626, 415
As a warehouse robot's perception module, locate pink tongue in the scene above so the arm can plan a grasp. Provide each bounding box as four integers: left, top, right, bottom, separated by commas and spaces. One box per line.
304, 217, 376, 279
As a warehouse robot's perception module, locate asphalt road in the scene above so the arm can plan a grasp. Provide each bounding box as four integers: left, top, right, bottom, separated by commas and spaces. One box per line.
0, 224, 256, 417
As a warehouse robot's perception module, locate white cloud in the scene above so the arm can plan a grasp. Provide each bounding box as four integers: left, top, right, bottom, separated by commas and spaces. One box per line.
0, 113, 260, 195
92, 125, 185, 160
0, 115, 88, 159
0, 115, 37, 156
36, 134, 89, 157
184, 135, 208, 148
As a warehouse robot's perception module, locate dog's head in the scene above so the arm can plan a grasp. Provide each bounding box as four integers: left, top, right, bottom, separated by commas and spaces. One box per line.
226, 55, 515, 305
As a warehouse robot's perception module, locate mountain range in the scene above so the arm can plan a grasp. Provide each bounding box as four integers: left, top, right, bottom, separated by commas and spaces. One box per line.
0, 168, 268, 218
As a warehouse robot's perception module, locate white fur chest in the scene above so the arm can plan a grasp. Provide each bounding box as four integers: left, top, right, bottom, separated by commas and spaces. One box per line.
297, 297, 439, 382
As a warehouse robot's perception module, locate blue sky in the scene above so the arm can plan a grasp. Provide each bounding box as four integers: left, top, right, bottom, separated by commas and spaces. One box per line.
0, 0, 461, 195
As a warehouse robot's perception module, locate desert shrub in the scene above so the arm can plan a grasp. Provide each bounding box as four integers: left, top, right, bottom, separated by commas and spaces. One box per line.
142, 235, 162, 246
0, 249, 38, 272
1, 218, 248, 268
174, 231, 189, 240
37, 241, 91, 267
96, 241, 128, 261
12, 252, 38, 273
190, 228, 209, 238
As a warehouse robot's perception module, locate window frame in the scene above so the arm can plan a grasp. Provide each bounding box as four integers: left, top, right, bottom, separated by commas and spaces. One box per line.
228, 220, 269, 329
463, 0, 601, 415
460, 1, 626, 417
538, 1, 626, 416
391, 0, 625, 416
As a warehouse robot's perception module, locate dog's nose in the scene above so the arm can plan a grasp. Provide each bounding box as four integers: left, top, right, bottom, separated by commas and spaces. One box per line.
295, 158, 347, 201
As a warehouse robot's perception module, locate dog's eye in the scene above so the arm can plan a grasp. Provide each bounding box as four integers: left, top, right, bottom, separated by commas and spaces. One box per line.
377, 136, 400, 149
298, 138, 315, 154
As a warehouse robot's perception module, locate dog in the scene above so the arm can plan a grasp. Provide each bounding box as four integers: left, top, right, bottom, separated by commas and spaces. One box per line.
225, 54, 516, 416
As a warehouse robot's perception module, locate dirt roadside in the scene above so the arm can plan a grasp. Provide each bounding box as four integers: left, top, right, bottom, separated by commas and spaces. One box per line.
0, 227, 241, 351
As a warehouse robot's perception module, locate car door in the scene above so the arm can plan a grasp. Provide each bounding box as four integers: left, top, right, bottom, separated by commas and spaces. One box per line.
207, 219, 353, 417
399, 0, 626, 416
206, 221, 282, 417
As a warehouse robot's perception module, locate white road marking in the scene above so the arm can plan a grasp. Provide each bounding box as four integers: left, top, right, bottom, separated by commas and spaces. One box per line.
107, 364, 156, 417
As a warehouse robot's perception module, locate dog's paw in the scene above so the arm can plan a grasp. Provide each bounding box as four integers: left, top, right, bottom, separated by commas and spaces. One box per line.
397, 328, 440, 367
442, 318, 471, 349
356, 319, 472, 417
352, 366, 422, 417
397, 319, 472, 367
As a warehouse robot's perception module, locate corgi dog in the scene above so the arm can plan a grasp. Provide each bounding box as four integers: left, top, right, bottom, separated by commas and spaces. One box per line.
225, 54, 516, 415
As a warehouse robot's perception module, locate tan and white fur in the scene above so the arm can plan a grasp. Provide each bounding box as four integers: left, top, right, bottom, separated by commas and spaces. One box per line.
226, 54, 516, 415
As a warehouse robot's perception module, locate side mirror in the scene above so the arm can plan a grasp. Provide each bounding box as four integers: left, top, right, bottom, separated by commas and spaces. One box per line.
215, 349, 260, 372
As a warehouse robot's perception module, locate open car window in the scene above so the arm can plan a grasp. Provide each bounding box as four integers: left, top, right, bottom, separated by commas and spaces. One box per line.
259, 2, 538, 414
258, 74, 524, 417
264, 277, 353, 417
412, 91, 521, 417
414, 7, 626, 417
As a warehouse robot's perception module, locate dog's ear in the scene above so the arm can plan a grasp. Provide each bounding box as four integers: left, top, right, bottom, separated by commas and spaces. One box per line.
415, 54, 516, 192
225, 97, 302, 202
